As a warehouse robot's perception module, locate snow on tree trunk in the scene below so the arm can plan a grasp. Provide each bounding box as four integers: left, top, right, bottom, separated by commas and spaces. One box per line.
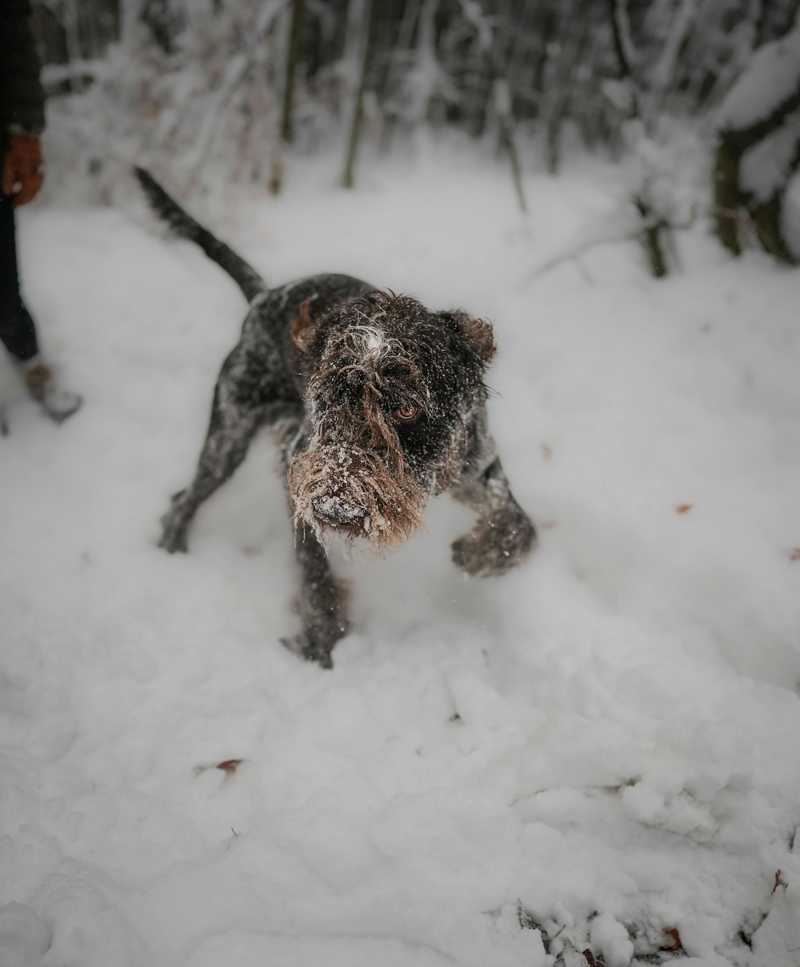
606, 0, 674, 279
714, 24, 800, 262
750, 135, 800, 262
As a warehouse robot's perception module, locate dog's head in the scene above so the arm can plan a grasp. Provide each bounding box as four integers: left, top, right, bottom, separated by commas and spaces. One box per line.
288, 291, 495, 547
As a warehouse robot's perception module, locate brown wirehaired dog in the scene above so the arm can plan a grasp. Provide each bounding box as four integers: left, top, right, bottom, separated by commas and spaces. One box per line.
136, 168, 536, 667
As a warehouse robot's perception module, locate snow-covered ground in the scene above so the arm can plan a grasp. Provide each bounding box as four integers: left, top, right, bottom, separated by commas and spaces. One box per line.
2, 148, 800, 967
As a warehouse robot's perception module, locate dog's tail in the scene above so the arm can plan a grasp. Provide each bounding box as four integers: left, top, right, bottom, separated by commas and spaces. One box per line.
134, 166, 266, 303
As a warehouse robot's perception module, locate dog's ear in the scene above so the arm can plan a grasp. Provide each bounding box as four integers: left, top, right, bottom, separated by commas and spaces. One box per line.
445, 311, 496, 363
290, 297, 318, 352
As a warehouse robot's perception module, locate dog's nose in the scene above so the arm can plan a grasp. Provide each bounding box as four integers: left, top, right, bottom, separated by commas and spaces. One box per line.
312, 495, 367, 528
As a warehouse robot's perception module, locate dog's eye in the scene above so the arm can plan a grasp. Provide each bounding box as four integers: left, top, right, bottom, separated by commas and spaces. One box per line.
392, 403, 420, 424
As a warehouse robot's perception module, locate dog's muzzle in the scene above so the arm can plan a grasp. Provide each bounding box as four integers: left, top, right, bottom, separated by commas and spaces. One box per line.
311, 494, 370, 535
288, 442, 426, 547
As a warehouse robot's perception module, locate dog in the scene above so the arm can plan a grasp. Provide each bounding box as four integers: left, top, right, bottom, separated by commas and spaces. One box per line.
135, 168, 536, 668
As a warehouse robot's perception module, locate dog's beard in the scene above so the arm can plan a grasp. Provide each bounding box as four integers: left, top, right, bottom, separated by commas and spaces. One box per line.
288, 444, 427, 548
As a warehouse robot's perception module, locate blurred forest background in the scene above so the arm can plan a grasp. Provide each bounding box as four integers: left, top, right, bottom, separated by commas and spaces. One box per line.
27, 0, 800, 273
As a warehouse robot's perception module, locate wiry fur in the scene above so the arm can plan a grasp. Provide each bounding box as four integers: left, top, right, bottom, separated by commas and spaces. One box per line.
289, 444, 426, 547
138, 168, 536, 668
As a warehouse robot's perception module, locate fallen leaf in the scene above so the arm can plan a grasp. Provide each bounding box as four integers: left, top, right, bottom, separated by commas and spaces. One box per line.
789, 548, 800, 561
675, 503, 693, 514
216, 758, 244, 775
541, 444, 553, 462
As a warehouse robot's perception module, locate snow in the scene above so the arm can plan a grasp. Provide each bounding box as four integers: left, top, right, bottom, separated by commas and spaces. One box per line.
740, 109, 800, 201
0, 904, 51, 967
591, 913, 634, 967
2, 146, 800, 967
717, 27, 800, 131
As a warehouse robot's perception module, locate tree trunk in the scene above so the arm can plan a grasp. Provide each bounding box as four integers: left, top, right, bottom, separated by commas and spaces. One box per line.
495, 80, 527, 213
607, 0, 640, 119
280, 0, 305, 145
713, 81, 800, 255
607, 0, 672, 278
270, 0, 305, 195
713, 133, 744, 255
749, 136, 800, 263
634, 195, 669, 279
342, 0, 376, 190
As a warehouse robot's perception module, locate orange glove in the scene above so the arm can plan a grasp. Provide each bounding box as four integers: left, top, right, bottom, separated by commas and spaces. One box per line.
2, 133, 44, 206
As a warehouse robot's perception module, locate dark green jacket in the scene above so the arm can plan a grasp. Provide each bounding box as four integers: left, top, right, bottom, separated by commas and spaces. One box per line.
0, 0, 45, 133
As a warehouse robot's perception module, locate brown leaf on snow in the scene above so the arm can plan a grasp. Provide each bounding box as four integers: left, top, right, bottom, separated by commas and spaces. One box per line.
661, 927, 684, 952
789, 548, 800, 561
541, 444, 553, 463
675, 503, 693, 515
193, 758, 247, 778
216, 758, 244, 775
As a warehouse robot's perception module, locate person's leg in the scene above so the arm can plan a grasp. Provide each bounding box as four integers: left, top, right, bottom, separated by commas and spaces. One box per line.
0, 194, 81, 423
0, 194, 39, 362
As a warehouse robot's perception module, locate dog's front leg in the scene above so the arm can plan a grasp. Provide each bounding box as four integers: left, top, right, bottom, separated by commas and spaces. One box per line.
159, 407, 265, 553
282, 527, 349, 669
450, 456, 536, 577
159, 360, 268, 553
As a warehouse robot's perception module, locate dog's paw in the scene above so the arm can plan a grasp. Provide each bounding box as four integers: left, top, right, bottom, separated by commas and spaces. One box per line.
281, 611, 349, 669
158, 499, 192, 554
158, 527, 189, 554
452, 512, 536, 578
281, 632, 335, 669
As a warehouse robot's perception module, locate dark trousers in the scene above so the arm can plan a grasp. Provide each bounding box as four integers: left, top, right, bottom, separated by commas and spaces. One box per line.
0, 194, 39, 362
